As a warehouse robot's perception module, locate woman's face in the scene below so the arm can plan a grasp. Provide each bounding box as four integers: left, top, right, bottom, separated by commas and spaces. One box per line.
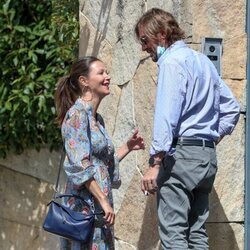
87, 60, 111, 99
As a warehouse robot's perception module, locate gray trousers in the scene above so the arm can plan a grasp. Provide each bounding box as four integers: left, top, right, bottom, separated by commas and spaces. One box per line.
157, 145, 217, 250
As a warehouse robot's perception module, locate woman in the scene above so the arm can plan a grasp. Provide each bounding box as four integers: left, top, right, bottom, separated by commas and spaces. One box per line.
55, 56, 145, 250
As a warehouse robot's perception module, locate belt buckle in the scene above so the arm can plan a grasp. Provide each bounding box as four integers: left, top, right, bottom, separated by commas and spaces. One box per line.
202, 139, 205, 150
179, 137, 184, 147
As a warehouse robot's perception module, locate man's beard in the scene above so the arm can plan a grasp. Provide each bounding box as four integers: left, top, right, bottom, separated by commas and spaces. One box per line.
152, 54, 158, 62
150, 50, 158, 62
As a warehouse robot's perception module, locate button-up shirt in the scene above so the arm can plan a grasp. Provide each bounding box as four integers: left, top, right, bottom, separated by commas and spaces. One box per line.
150, 40, 240, 156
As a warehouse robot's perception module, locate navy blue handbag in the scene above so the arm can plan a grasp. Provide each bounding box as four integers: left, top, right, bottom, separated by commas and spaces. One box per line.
43, 194, 97, 243
43, 118, 103, 242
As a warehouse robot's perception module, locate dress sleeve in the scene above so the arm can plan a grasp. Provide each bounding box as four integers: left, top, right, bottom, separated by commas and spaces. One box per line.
62, 109, 95, 186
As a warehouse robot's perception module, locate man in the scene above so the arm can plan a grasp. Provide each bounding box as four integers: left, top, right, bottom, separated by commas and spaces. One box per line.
134, 8, 240, 249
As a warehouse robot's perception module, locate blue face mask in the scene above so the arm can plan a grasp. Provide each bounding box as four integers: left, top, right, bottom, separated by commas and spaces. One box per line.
157, 46, 166, 59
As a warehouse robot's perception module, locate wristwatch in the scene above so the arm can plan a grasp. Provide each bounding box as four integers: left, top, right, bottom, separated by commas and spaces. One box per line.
148, 156, 162, 166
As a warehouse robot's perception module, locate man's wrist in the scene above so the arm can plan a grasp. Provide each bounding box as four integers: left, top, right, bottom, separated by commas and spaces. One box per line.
149, 163, 161, 169
148, 156, 162, 166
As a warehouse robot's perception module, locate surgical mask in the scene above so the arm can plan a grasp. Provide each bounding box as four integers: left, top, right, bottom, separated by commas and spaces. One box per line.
157, 46, 166, 59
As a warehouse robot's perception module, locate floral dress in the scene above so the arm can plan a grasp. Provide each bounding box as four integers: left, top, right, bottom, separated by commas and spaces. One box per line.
60, 98, 120, 250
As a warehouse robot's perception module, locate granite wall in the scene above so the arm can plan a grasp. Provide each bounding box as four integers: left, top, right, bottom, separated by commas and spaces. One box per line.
0, 0, 247, 249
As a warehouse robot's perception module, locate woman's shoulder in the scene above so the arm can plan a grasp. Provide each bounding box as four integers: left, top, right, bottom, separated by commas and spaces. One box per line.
64, 99, 88, 123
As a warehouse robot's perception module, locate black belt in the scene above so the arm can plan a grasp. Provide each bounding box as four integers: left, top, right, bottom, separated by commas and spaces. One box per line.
172, 137, 215, 148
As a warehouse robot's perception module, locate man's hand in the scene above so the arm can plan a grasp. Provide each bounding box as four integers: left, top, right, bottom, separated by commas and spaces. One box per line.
141, 165, 160, 194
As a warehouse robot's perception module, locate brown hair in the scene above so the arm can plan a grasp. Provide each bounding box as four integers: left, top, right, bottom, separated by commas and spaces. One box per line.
134, 8, 185, 46
55, 56, 101, 125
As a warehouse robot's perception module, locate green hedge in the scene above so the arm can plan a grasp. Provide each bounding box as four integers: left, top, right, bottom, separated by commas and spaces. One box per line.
0, 0, 79, 157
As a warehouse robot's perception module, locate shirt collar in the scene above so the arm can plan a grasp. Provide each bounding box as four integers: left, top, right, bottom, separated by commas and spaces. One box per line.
157, 40, 187, 66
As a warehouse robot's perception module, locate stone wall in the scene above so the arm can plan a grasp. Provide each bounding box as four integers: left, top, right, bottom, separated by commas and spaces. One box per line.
0, 0, 246, 249
0, 149, 61, 249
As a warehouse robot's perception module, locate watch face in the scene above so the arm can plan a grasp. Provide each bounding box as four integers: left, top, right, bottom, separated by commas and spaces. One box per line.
148, 157, 154, 165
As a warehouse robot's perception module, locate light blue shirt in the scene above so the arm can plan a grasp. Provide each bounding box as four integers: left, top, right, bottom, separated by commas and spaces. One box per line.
150, 40, 240, 156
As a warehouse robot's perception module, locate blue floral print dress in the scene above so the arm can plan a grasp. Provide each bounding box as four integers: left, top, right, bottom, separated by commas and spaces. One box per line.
60, 98, 120, 250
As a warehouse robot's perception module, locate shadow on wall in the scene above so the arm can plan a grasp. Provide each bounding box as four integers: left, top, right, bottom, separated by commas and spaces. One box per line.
0, 165, 60, 249
136, 187, 240, 250
137, 195, 161, 250
207, 187, 241, 250
79, 22, 90, 56
79, 0, 113, 57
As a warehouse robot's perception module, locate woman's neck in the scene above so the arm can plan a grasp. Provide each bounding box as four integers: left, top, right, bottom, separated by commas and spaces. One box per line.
90, 98, 100, 117
81, 96, 101, 118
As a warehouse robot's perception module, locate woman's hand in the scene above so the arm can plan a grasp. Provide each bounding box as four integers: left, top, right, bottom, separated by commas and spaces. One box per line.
127, 128, 145, 151
99, 197, 115, 226
117, 128, 145, 161
84, 178, 115, 226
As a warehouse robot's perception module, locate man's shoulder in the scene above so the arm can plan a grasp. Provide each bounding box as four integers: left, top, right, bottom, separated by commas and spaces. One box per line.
164, 45, 211, 67
171, 45, 197, 59
160, 46, 193, 69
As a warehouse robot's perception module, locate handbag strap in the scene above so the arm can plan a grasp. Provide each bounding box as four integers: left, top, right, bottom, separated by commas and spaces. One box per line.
54, 148, 65, 197
86, 114, 92, 162
54, 194, 104, 215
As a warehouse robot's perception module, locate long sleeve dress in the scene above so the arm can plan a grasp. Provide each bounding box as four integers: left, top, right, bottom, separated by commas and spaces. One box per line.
60, 98, 120, 250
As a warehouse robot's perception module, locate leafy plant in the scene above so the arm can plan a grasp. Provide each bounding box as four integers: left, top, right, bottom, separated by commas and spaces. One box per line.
0, 0, 79, 157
